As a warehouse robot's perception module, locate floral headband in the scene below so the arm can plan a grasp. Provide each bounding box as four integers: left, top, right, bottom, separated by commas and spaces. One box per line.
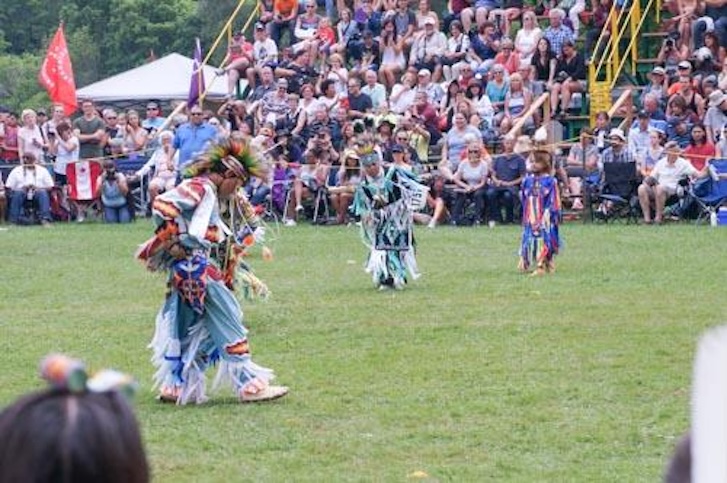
40, 354, 137, 398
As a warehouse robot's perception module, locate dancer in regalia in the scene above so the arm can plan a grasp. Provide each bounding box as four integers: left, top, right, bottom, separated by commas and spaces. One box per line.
351, 145, 429, 290
518, 149, 561, 276
136, 138, 288, 404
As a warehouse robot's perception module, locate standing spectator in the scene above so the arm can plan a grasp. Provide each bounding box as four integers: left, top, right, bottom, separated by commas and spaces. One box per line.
102, 109, 123, 157
6, 152, 53, 226
95, 159, 131, 224
171, 106, 218, 173
0, 112, 20, 181
17, 109, 46, 162
49, 122, 79, 187
271, 0, 299, 47
136, 131, 178, 204
73, 100, 105, 160
486, 134, 526, 224
142, 101, 165, 149
42, 104, 66, 141
409, 17, 447, 82
543, 8, 575, 57
122, 110, 149, 158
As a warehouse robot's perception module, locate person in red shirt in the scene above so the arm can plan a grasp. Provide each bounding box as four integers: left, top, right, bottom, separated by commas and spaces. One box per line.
0, 112, 20, 183
684, 123, 716, 173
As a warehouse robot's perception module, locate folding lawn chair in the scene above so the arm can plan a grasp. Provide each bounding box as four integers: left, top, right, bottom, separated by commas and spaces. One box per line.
595, 162, 640, 224
692, 159, 727, 225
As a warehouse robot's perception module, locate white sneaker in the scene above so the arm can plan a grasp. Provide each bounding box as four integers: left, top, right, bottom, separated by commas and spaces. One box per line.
76, 212, 85, 223
427, 221, 436, 229
295, 204, 304, 213
284, 218, 297, 226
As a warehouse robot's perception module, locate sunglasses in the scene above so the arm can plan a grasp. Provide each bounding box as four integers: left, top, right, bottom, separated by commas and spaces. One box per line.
106, 116, 117, 120
190, 112, 203, 116
468, 150, 480, 154
146, 107, 158, 111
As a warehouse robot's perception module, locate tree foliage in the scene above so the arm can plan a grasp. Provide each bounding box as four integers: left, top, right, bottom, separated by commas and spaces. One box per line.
0, 0, 248, 107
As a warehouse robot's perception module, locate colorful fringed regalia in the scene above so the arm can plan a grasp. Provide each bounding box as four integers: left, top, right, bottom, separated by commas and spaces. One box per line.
518, 172, 561, 275
351, 149, 429, 289
136, 138, 287, 405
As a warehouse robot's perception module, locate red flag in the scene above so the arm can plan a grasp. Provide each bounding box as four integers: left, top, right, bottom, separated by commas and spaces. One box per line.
38, 25, 77, 116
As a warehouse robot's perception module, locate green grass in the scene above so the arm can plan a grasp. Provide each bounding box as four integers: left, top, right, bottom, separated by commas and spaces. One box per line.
1, 221, 725, 482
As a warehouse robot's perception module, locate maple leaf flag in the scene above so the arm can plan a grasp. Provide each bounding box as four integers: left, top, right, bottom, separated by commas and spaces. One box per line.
38, 25, 77, 116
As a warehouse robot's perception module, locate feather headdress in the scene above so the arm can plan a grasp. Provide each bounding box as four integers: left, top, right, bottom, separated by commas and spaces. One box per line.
184, 138, 267, 183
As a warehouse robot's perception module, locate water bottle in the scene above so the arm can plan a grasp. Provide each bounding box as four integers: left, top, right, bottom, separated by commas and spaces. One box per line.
710, 210, 718, 227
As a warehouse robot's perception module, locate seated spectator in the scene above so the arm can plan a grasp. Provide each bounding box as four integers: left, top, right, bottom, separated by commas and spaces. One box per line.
656, 33, 690, 78
638, 128, 665, 178
276, 50, 317, 94
6, 152, 53, 226
331, 9, 360, 55
530, 37, 557, 97
415, 68, 445, 105
451, 141, 489, 225
361, 69, 388, 112
0, 354, 148, 483
465, 77, 495, 128
642, 67, 669, 109
96, 159, 131, 224
585, 0, 611, 54
486, 135, 526, 224
514, 11, 542, 64
346, 78, 374, 120
286, 149, 331, 225
292, 0, 322, 57
550, 39, 586, 116
258, 78, 293, 125
415, 0, 440, 31
392, 0, 418, 48
488, 0, 524, 39
492, 37, 520, 75
486, 64, 509, 122
329, 149, 361, 224
637, 141, 706, 224
683, 123, 716, 172
705, 89, 727, 143
667, 74, 705, 120
247, 22, 279, 90
468, 21, 500, 74
136, 131, 178, 204
389, 71, 417, 114
442, 20, 470, 82
599, 128, 634, 167
409, 17, 446, 81
717, 124, 727, 157
271, 0, 299, 47
218, 30, 254, 99
378, 17, 406, 90
325, 54, 350, 96
502, 72, 533, 133
439, 111, 482, 180
410, 90, 443, 145
566, 127, 600, 210
543, 9, 575, 57
350, 30, 381, 76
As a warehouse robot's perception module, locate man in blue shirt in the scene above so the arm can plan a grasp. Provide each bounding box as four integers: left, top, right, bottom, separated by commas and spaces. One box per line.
171, 105, 218, 174
486, 135, 526, 224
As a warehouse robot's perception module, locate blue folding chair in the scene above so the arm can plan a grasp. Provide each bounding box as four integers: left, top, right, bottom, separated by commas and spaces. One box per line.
692, 159, 727, 224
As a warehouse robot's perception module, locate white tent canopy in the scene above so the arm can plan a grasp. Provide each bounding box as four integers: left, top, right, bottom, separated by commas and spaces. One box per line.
76, 53, 229, 102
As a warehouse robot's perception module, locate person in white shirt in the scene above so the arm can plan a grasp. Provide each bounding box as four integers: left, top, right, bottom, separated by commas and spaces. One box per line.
17, 109, 47, 163
409, 17, 446, 82
6, 152, 54, 225
247, 22, 279, 89
360, 69, 387, 112
637, 141, 706, 224
49, 121, 79, 186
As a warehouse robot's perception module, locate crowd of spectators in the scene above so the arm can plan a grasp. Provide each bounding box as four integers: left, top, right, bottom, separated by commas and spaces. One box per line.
1, 0, 727, 227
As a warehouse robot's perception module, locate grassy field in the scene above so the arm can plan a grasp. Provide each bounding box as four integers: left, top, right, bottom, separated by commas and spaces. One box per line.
1, 220, 725, 482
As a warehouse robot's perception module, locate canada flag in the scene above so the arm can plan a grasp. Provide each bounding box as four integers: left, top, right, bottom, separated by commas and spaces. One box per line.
67, 160, 102, 201
38, 25, 77, 116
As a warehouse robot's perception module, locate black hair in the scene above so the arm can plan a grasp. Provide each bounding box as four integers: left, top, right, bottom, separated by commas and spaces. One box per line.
320, 79, 336, 94
0, 389, 149, 483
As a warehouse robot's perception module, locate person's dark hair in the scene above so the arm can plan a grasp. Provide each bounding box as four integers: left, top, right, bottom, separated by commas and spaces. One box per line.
381, 17, 398, 43
320, 79, 336, 95
533, 37, 554, 64
689, 122, 707, 146
0, 389, 149, 483
56, 121, 72, 136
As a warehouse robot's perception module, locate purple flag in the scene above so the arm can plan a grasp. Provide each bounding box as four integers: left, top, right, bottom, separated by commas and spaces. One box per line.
188, 38, 205, 107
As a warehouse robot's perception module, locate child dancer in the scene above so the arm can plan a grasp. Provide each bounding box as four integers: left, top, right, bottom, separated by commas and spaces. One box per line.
518, 149, 561, 276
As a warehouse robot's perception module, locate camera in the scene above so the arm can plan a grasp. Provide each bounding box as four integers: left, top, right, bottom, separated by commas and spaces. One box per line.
26, 187, 35, 201
665, 38, 674, 49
